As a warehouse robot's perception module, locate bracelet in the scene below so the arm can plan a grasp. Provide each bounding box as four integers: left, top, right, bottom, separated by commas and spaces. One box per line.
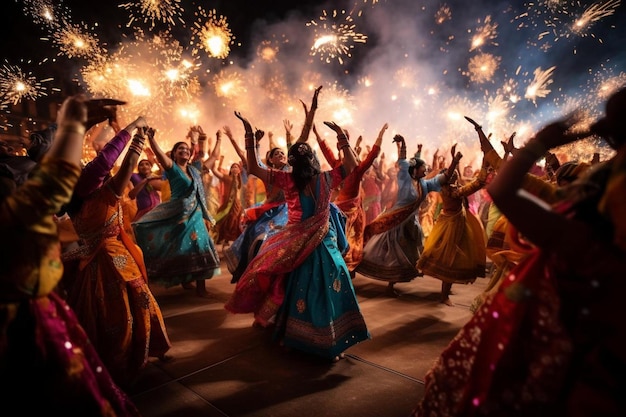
522, 140, 548, 159
57, 126, 86, 136
57, 121, 86, 136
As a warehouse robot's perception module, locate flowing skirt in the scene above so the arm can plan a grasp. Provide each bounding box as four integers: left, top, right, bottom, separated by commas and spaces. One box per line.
417, 208, 486, 283
274, 227, 370, 359
356, 213, 424, 283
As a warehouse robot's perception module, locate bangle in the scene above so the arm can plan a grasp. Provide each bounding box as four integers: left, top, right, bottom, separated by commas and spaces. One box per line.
57, 126, 86, 136
57, 121, 86, 136
523, 140, 547, 159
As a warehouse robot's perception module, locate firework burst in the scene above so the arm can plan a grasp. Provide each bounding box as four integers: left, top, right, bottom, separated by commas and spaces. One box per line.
570, 0, 621, 37
307, 9, 368, 65
118, 0, 185, 29
52, 22, 104, 59
470, 15, 499, 51
191, 7, 234, 60
525, 66, 556, 104
256, 40, 282, 63
435, 4, 452, 24
22, 0, 70, 29
466, 53, 501, 84
0, 61, 49, 109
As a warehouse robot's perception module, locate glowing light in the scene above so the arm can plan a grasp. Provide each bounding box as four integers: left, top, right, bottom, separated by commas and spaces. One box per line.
525, 66, 556, 104
119, 0, 185, 28
466, 53, 501, 83
191, 7, 233, 59
22, 0, 70, 28
213, 71, 246, 99
0, 62, 48, 108
435, 5, 452, 24
470, 15, 498, 51
307, 9, 367, 65
571, 0, 621, 37
52, 23, 104, 59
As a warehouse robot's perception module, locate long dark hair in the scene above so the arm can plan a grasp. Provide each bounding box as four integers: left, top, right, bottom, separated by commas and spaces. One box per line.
287, 142, 320, 191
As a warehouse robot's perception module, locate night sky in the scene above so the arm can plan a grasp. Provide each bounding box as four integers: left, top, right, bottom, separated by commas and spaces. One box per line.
3, 0, 626, 162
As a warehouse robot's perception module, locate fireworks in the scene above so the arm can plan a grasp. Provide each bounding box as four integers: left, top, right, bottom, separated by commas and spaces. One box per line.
0, 62, 48, 108
525, 66, 556, 104
307, 9, 368, 65
191, 7, 234, 59
435, 5, 452, 24
571, 0, 621, 37
213, 70, 246, 99
256, 39, 283, 63
22, 0, 70, 28
470, 15, 498, 51
118, 0, 185, 29
52, 22, 104, 59
466, 53, 501, 84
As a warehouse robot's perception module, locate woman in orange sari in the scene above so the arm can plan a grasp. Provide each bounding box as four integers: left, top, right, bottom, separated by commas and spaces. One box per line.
62, 118, 171, 388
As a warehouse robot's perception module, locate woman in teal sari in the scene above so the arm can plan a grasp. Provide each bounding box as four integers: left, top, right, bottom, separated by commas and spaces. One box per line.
133, 127, 220, 297
225, 99, 370, 361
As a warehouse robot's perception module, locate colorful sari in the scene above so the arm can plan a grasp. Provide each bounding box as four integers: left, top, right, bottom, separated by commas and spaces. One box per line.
132, 162, 220, 287
226, 168, 369, 359
63, 182, 171, 387
2, 159, 140, 416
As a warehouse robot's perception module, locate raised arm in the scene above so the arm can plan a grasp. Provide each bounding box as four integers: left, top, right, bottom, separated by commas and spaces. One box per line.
75, 116, 147, 198
145, 124, 173, 170
110, 127, 146, 197
487, 115, 590, 247
204, 130, 222, 174
313, 123, 340, 168
235, 111, 269, 183
223, 124, 247, 167
295, 86, 323, 143
283, 119, 295, 148
324, 121, 357, 174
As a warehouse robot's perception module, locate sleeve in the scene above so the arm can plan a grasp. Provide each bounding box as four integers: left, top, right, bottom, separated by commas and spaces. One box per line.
317, 139, 340, 168
357, 145, 381, 176
329, 165, 347, 189
74, 130, 131, 198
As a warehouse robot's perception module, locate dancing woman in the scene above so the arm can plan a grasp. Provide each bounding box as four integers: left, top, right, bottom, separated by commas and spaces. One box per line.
225, 103, 370, 361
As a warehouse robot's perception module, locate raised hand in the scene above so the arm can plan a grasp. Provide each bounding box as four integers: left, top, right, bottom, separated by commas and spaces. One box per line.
254, 129, 264, 142
501, 132, 517, 156
464, 116, 481, 130
234, 111, 253, 133
323, 121, 344, 135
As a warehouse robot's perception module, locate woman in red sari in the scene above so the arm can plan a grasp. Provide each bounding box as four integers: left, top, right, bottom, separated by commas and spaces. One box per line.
314, 122, 388, 276
413, 89, 626, 416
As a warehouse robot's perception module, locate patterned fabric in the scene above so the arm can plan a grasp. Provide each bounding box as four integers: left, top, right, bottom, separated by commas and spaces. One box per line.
334, 144, 381, 271
63, 183, 171, 386
1, 158, 140, 416
132, 162, 220, 287
225, 167, 370, 359
413, 166, 626, 416
417, 178, 487, 283
357, 157, 444, 283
